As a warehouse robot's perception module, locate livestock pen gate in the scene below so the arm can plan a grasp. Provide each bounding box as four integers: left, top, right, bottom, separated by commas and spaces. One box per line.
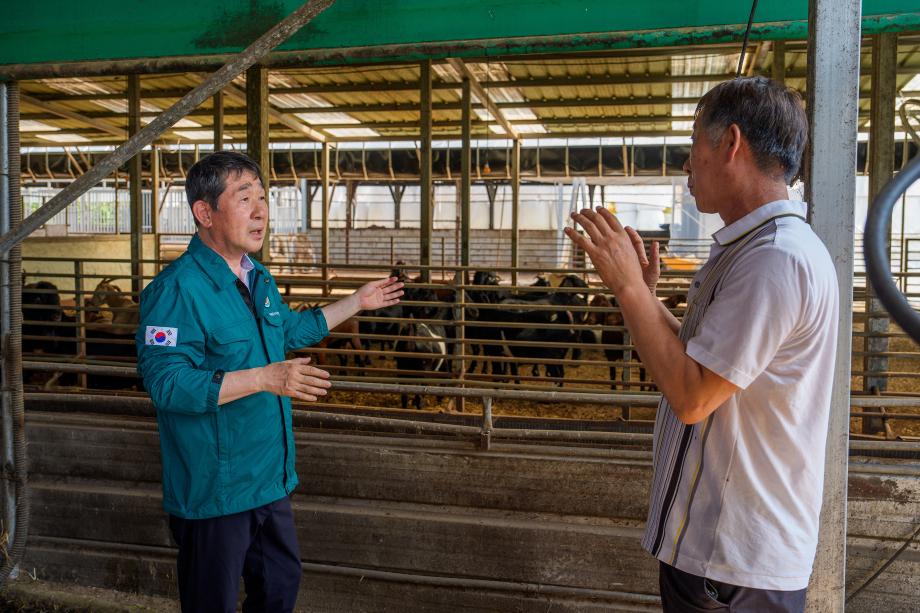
3, 1, 920, 611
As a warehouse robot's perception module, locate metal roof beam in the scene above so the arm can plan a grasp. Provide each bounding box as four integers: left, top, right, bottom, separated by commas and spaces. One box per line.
446, 58, 518, 139
25, 60, 920, 103
221, 83, 327, 143
20, 94, 125, 137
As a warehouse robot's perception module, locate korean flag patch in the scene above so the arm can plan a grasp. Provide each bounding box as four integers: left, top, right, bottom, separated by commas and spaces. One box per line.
145, 326, 178, 347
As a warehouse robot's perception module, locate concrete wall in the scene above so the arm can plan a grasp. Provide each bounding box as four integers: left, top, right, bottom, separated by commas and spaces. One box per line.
22, 235, 157, 296
20, 398, 920, 612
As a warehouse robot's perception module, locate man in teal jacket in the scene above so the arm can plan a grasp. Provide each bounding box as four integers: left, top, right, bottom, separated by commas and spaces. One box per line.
136, 151, 402, 613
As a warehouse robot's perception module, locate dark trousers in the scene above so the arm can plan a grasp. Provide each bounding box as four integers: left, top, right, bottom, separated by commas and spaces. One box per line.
169, 496, 302, 613
659, 562, 807, 613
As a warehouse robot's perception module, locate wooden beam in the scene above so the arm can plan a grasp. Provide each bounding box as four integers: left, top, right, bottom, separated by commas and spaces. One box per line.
213, 90, 224, 150
460, 78, 471, 270
246, 66, 271, 262
863, 32, 898, 433
128, 74, 143, 298
224, 82, 326, 143
419, 59, 433, 282
772, 40, 787, 83
446, 58, 518, 139
151, 145, 160, 272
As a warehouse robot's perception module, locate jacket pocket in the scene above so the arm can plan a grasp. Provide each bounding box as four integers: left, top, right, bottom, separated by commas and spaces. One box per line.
208, 318, 257, 368
260, 314, 286, 362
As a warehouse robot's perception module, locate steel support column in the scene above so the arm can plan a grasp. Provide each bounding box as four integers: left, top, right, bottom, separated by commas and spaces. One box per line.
0, 80, 25, 584
863, 33, 898, 435
511, 139, 520, 284
128, 74, 143, 298
419, 60, 433, 283
321, 141, 331, 295
345, 180, 356, 265
805, 0, 861, 609
246, 65, 271, 263
455, 76, 473, 414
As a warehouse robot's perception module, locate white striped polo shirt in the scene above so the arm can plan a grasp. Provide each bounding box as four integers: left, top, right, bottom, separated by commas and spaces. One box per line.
641, 199, 839, 591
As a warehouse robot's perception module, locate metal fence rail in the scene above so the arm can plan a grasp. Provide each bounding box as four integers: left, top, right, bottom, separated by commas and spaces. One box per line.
15, 252, 920, 442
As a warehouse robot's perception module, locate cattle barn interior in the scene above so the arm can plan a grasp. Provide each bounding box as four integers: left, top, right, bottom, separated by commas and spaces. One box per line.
3, 1, 920, 611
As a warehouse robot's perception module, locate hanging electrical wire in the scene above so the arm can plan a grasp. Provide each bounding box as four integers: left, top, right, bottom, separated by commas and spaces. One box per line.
736, 0, 760, 77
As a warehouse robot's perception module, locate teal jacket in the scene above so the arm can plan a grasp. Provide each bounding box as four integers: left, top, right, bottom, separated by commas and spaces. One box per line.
136, 234, 328, 519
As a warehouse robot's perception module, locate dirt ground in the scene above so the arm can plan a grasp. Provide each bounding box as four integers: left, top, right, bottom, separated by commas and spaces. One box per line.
0, 577, 175, 612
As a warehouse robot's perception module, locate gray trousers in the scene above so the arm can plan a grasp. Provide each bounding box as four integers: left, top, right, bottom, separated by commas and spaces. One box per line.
659, 562, 807, 613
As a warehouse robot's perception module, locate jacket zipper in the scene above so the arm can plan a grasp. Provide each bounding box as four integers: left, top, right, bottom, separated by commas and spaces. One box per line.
250, 270, 290, 490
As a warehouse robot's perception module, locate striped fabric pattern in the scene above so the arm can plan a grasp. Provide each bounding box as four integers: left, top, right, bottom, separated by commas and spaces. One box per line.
640, 215, 799, 560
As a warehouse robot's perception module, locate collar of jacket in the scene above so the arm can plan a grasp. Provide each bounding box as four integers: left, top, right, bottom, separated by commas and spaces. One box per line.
187, 233, 267, 290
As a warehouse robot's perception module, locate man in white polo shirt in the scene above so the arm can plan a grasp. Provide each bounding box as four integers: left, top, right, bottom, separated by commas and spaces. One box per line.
566, 76, 838, 612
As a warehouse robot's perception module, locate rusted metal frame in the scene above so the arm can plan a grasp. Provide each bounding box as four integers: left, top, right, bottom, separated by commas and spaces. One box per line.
419, 59, 433, 283
446, 58, 518, 139
863, 32, 898, 435
213, 90, 224, 150
246, 65, 272, 263
127, 74, 144, 298
0, 0, 338, 256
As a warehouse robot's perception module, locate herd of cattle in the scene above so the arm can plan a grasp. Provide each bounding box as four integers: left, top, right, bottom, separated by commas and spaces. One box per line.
324, 266, 686, 408
21, 277, 139, 388
20, 270, 685, 406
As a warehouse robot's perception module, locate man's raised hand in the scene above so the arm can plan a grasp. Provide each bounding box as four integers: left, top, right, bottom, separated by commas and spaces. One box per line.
356, 277, 404, 311
564, 207, 645, 296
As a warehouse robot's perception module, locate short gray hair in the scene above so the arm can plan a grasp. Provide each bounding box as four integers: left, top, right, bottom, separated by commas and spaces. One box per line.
695, 76, 808, 184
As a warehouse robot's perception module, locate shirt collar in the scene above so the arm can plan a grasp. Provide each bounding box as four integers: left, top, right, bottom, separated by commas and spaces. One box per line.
712, 200, 807, 246
239, 254, 255, 288
240, 254, 255, 273
188, 233, 263, 289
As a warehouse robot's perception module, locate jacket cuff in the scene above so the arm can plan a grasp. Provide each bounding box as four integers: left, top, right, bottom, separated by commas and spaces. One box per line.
207, 369, 224, 412
312, 307, 329, 338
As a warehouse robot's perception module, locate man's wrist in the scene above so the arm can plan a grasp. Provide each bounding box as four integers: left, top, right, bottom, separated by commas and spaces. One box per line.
347, 292, 362, 315
617, 282, 652, 312
253, 366, 267, 394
